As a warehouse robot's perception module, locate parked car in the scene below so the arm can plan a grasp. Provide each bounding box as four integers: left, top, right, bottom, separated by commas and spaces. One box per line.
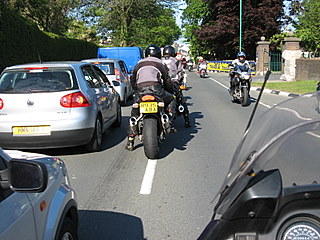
0, 61, 122, 152
0, 147, 78, 240
82, 58, 133, 105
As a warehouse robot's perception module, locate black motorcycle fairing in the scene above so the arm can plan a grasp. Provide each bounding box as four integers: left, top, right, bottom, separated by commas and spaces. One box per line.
199, 93, 320, 240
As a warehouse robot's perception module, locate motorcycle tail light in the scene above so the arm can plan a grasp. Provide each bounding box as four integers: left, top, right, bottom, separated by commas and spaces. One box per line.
133, 103, 139, 108
141, 95, 155, 101
158, 102, 165, 107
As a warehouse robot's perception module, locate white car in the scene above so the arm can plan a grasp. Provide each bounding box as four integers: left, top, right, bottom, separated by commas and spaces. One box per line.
0, 61, 122, 152
0, 148, 78, 240
82, 58, 133, 105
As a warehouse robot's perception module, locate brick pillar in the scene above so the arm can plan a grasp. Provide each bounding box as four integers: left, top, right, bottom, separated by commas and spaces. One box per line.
280, 35, 302, 81
256, 37, 270, 76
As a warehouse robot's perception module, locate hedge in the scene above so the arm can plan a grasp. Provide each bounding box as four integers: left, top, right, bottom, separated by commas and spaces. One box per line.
0, 6, 98, 72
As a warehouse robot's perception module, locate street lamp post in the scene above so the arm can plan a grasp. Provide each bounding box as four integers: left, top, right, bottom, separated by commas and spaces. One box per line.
239, 0, 242, 51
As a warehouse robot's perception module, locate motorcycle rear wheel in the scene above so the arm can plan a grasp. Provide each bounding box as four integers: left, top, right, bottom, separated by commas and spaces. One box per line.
143, 116, 159, 159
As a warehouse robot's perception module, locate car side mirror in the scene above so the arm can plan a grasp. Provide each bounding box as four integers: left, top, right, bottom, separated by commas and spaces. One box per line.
9, 159, 48, 193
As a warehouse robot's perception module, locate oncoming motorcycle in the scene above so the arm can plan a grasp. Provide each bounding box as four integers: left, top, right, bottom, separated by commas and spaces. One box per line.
128, 94, 171, 159
229, 65, 251, 106
198, 61, 208, 78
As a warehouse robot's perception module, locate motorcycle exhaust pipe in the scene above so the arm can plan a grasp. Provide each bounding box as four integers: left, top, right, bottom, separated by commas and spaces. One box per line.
161, 114, 171, 134
130, 117, 137, 127
178, 104, 184, 113
130, 117, 138, 135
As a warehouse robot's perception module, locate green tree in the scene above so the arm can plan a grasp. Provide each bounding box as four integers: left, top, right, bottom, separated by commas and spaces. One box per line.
76, 0, 181, 47
183, 0, 284, 59
293, 0, 320, 54
182, 0, 209, 57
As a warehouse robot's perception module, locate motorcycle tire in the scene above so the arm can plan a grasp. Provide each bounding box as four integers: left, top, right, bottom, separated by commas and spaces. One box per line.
142, 116, 159, 159
241, 88, 250, 106
201, 70, 206, 78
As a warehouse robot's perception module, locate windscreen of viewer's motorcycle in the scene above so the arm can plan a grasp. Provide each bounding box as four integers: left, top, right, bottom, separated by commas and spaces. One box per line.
214, 91, 320, 217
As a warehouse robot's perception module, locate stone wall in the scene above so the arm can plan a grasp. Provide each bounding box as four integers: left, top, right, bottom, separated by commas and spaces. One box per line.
295, 59, 320, 81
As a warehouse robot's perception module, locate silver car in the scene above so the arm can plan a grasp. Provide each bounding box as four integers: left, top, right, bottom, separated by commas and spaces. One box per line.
0, 147, 78, 240
0, 61, 122, 152
82, 58, 133, 105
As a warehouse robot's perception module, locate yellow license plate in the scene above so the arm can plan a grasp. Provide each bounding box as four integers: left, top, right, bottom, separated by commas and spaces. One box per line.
12, 126, 51, 136
139, 102, 158, 113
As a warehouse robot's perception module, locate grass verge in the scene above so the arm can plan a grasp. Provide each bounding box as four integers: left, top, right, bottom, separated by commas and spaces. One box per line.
251, 81, 318, 95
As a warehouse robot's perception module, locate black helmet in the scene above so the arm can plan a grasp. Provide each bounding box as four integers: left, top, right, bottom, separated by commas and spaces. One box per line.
145, 44, 162, 59
237, 51, 246, 63
163, 45, 176, 57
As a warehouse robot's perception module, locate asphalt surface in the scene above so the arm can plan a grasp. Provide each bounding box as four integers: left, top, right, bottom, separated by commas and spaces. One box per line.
38, 71, 291, 240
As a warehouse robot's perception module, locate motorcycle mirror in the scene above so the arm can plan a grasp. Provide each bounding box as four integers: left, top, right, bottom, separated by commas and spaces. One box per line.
245, 69, 272, 132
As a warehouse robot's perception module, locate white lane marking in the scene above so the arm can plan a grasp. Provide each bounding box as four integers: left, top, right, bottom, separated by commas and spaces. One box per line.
209, 77, 272, 108
140, 159, 158, 195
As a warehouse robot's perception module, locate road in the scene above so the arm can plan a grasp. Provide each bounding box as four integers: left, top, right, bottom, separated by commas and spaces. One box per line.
47, 71, 290, 240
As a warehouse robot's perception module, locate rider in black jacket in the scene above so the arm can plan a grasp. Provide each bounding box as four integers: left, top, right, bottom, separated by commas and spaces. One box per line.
162, 45, 191, 128
125, 44, 177, 151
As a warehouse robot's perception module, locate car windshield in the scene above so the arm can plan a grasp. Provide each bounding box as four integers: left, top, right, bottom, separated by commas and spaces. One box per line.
0, 69, 76, 93
95, 63, 115, 75
215, 92, 320, 215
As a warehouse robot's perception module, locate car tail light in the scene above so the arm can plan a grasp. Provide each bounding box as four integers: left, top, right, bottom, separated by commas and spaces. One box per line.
141, 95, 155, 101
60, 92, 90, 108
115, 68, 120, 81
0, 98, 3, 110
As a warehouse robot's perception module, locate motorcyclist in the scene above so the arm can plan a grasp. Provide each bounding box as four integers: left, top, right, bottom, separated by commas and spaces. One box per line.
197, 58, 208, 74
186, 58, 194, 71
125, 44, 177, 151
162, 45, 191, 128
228, 51, 252, 95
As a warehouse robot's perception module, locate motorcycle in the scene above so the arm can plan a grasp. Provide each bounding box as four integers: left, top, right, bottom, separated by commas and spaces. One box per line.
129, 94, 171, 159
199, 72, 320, 239
187, 62, 193, 72
230, 66, 251, 106
198, 62, 208, 78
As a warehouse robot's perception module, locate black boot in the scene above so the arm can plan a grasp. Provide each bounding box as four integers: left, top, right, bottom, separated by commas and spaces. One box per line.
184, 115, 191, 128
125, 136, 135, 151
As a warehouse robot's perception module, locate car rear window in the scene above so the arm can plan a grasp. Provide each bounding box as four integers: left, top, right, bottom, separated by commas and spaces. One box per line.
0, 69, 76, 93
95, 63, 115, 75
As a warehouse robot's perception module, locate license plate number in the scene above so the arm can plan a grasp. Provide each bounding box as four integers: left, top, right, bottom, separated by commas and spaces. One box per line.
139, 102, 158, 113
12, 126, 51, 136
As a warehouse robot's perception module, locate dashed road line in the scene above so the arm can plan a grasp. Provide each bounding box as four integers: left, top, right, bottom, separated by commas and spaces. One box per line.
140, 159, 158, 195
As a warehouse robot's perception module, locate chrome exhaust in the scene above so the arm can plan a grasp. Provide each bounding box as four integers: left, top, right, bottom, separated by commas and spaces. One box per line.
129, 117, 138, 135
178, 104, 184, 113
161, 114, 171, 134
130, 117, 137, 127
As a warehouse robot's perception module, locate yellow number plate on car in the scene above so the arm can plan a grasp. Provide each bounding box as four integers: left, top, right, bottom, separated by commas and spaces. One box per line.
139, 102, 158, 113
12, 126, 51, 136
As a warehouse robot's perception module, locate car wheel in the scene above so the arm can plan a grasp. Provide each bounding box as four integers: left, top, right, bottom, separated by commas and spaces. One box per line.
85, 117, 103, 152
57, 217, 78, 240
112, 102, 122, 127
